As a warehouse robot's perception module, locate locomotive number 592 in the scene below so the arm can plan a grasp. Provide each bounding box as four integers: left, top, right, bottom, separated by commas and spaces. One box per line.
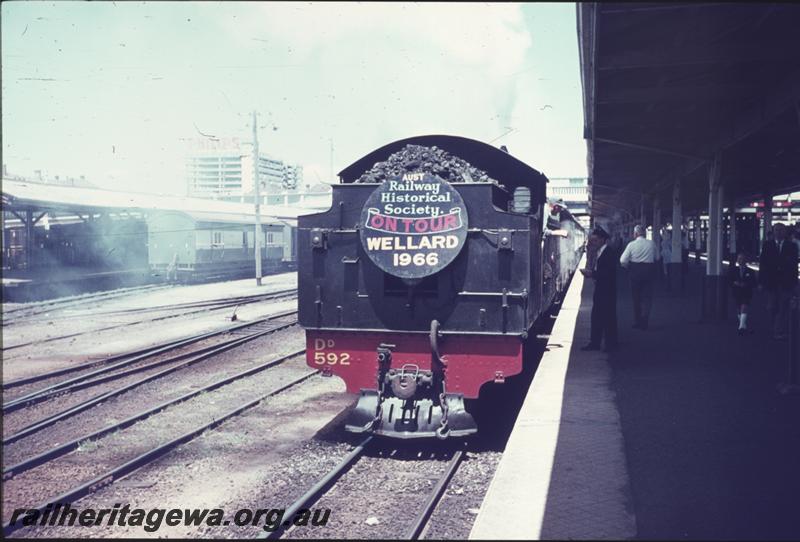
312, 338, 350, 365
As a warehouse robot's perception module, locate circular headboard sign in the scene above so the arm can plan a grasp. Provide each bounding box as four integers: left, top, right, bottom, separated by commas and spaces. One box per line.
360, 172, 469, 279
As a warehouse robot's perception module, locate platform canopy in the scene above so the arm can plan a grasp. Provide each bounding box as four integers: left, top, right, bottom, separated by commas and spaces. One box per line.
578, 2, 800, 222
0, 178, 326, 227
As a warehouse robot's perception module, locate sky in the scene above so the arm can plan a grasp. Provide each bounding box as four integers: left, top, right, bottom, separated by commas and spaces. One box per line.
1, 1, 587, 196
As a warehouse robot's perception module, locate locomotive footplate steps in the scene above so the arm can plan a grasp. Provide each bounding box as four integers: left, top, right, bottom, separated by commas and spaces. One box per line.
345, 390, 476, 439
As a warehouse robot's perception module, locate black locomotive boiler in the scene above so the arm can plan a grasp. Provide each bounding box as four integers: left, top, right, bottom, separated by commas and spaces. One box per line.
298, 135, 584, 439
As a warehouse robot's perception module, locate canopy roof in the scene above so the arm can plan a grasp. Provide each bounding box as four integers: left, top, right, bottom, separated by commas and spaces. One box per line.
578, 2, 800, 221
1, 178, 328, 227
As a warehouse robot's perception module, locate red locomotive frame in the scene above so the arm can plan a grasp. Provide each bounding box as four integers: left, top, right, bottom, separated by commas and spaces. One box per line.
306, 330, 523, 399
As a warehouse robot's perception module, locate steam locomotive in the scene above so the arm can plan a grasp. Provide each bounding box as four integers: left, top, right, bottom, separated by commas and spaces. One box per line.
298, 135, 584, 439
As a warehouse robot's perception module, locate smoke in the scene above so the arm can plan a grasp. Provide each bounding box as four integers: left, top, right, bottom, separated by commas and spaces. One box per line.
4, 214, 151, 301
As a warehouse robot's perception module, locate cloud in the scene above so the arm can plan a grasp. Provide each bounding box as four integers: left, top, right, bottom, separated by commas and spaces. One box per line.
217, 1, 532, 133
224, 3, 531, 75
3, 2, 586, 196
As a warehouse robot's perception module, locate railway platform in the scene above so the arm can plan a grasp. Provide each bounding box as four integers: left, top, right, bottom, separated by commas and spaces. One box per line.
471, 260, 800, 540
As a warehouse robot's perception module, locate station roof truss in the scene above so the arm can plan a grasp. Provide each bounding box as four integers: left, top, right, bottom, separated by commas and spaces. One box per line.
578, 2, 800, 222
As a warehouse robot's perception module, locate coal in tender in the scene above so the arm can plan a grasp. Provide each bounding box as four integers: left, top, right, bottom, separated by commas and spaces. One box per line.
356, 144, 496, 184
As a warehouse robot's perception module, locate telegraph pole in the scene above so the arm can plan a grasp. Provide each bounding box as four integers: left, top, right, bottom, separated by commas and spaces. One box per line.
252, 110, 263, 286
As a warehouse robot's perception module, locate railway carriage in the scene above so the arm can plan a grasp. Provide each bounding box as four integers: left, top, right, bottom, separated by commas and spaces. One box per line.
297, 135, 584, 439
146, 210, 296, 283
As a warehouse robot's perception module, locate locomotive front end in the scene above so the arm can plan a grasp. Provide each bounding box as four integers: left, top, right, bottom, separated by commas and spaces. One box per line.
298, 136, 548, 439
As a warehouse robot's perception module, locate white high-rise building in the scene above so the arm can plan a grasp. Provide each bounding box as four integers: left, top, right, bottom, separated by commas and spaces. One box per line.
185, 137, 302, 202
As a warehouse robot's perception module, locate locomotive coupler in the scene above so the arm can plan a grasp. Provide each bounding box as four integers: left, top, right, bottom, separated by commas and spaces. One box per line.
344, 334, 476, 439
387, 364, 432, 400
368, 343, 395, 431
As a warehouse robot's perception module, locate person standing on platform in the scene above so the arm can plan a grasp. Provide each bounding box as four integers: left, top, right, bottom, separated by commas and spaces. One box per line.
729, 251, 756, 335
619, 225, 658, 329
166, 252, 179, 282
660, 232, 672, 289
580, 227, 618, 352
681, 230, 689, 288
791, 225, 800, 255
612, 233, 624, 261
759, 223, 799, 340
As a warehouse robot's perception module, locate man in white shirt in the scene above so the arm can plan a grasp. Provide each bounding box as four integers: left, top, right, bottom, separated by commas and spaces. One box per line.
620, 224, 658, 330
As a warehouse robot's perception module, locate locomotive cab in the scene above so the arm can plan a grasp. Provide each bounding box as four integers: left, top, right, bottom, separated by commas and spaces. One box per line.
298, 135, 576, 439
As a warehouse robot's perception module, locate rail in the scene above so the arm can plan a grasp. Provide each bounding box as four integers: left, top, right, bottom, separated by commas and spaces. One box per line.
2, 366, 317, 537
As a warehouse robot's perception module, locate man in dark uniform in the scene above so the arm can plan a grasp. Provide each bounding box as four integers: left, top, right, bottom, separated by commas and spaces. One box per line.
581, 227, 618, 351
759, 223, 799, 339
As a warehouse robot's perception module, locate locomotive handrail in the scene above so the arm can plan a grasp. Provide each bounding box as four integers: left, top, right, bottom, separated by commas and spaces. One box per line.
467, 228, 528, 233
349, 290, 530, 299
323, 228, 359, 233
457, 290, 528, 298
307, 227, 531, 237
302, 325, 529, 336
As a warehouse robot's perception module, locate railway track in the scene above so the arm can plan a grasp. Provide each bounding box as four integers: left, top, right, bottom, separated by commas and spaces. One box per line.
2, 311, 299, 445
261, 439, 466, 540
2, 283, 174, 323
2, 308, 293, 393
2, 349, 308, 481
1, 288, 297, 351
51, 290, 295, 318
3, 309, 298, 408
2, 352, 317, 537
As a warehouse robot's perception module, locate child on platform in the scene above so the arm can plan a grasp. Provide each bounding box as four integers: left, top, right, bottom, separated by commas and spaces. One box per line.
729, 251, 756, 335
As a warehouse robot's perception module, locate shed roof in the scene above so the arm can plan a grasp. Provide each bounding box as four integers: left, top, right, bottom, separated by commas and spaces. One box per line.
1, 178, 327, 226
146, 209, 295, 227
